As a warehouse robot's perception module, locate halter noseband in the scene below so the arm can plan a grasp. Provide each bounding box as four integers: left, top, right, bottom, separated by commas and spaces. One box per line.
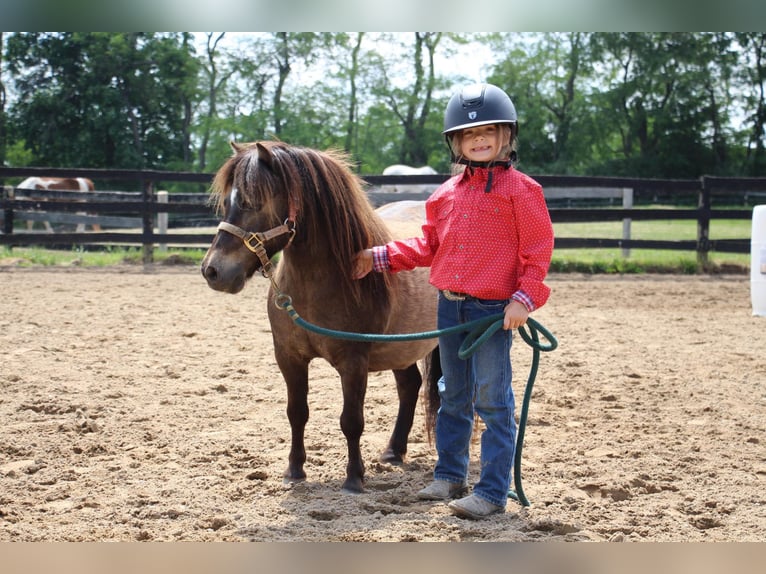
216, 218, 296, 277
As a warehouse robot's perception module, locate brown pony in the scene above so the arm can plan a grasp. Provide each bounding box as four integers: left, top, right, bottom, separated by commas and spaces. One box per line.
201, 141, 440, 493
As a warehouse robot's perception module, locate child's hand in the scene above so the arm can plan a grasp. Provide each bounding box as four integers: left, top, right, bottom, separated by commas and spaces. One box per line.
353, 249, 373, 279
503, 300, 529, 330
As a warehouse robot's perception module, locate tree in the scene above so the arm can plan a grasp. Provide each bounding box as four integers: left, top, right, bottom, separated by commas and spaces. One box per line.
369, 32, 444, 167
582, 33, 729, 177
3, 32, 762, 178
5, 32, 199, 170
0, 32, 6, 168
344, 33, 364, 156
270, 33, 335, 139
196, 32, 238, 172
488, 33, 593, 174
736, 32, 766, 176
277, 33, 363, 153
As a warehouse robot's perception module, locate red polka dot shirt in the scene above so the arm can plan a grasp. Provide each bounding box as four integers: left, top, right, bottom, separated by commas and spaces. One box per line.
373, 165, 554, 311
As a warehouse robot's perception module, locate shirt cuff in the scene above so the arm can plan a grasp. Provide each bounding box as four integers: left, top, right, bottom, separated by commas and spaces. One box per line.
371, 246, 390, 272
512, 290, 535, 312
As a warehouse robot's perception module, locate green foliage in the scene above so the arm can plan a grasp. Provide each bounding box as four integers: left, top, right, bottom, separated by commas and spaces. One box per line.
3, 139, 33, 166
2, 32, 765, 177
0, 246, 207, 267
4, 32, 199, 170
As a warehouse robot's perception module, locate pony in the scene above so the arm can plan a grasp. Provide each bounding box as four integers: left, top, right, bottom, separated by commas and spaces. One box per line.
379, 164, 440, 195
16, 177, 101, 232
201, 141, 441, 494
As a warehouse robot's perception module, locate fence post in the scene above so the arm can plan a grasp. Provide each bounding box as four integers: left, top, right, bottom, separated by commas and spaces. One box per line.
142, 180, 154, 265
622, 187, 633, 258
697, 177, 711, 269
2, 186, 14, 238
157, 190, 168, 252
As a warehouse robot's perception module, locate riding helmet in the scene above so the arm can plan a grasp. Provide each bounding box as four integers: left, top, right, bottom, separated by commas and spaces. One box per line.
442, 83, 517, 135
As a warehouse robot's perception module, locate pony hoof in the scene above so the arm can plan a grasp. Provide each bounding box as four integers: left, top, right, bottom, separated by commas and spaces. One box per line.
283, 475, 306, 486
341, 480, 364, 494
380, 449, 405, 465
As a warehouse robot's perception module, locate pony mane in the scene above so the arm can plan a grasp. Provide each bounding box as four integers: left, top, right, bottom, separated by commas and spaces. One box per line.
211, 141, 395, 305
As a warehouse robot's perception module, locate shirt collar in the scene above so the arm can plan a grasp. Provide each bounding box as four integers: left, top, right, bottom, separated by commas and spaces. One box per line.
459, 162, 513, 183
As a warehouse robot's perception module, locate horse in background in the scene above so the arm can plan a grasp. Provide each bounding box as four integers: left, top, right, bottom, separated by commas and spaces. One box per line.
201, 141, 441, 494
379, 164, 440, 195
16, 177, 101, 232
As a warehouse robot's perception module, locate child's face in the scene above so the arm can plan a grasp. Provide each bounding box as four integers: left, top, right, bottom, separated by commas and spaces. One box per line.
458, 124, 502, 163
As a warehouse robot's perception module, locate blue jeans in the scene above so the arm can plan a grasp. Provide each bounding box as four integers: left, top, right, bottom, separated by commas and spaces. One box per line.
433, 293, 515, 507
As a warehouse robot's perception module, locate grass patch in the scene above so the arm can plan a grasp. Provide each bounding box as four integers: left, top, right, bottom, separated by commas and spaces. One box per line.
550, 249, 747, 274
551, 218, 751, 274
1, 246, 207, 267
553, 217, 751, 242
2, 244, 749, 274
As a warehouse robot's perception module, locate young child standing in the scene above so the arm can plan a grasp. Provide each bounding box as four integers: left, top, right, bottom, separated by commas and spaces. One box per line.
354, 83, 554, 519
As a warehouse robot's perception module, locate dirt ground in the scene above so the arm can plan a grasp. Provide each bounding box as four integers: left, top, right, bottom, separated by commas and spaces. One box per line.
1, 263, 764, 542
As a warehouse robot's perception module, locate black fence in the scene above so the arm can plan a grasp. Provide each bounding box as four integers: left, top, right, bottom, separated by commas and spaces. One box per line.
2, 166, 765, 264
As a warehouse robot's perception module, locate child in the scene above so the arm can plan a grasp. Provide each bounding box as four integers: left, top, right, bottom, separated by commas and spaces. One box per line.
354, 83, 554, 519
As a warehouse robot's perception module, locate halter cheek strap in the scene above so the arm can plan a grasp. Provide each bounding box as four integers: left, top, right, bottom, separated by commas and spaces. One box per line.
216, 218, 296, 277
218, 219, 296, 247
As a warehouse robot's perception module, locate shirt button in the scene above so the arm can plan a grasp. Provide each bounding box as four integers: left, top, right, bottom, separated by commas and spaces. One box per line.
463, 213, 468, 218
459, 245, 464, 250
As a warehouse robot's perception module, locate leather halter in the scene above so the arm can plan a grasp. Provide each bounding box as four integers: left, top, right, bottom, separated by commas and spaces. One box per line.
216, 218, 296, 277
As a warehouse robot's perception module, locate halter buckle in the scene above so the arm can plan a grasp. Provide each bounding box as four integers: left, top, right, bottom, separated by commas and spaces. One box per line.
243, 232, 265, 254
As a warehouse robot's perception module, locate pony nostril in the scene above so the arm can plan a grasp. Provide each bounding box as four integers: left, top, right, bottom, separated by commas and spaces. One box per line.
203, 265, 218, 281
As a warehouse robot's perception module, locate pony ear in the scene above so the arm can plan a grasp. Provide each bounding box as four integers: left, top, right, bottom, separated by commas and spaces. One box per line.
256, 142, 273, 167
229, 140, 242, 153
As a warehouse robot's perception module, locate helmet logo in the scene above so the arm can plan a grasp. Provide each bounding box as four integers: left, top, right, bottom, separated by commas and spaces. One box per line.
468, 112, 478, 120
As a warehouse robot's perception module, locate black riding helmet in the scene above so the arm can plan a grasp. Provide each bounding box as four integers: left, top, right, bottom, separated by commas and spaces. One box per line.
443, 83, 517, 134
443, 83, 518, 167
443, 83, 518, 191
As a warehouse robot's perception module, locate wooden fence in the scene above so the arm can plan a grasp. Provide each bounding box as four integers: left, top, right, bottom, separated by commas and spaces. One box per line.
2, 166, 765, 264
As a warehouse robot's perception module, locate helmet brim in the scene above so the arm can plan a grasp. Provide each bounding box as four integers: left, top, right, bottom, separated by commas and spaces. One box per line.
442, 119, 516, 135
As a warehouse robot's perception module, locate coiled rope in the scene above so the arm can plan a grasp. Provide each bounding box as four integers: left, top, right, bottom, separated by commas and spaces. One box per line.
273, 293, 558, 506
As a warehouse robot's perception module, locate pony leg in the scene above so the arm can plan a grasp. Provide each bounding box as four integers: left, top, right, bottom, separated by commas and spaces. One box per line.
279, 360, 310, 484
380, 364, 422, 464
338, 364, 370, 494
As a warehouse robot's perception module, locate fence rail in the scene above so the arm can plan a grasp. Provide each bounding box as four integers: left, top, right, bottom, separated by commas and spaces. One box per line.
2, 166, 765, 264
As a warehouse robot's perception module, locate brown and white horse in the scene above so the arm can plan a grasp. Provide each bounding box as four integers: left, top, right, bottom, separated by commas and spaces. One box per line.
16, 177, 101, 232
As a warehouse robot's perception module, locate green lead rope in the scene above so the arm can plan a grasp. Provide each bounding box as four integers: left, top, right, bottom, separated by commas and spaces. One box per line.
273, 293, 558, 506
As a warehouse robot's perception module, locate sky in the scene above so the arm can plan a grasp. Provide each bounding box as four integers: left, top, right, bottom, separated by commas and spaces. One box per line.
199, 32, 497, 89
